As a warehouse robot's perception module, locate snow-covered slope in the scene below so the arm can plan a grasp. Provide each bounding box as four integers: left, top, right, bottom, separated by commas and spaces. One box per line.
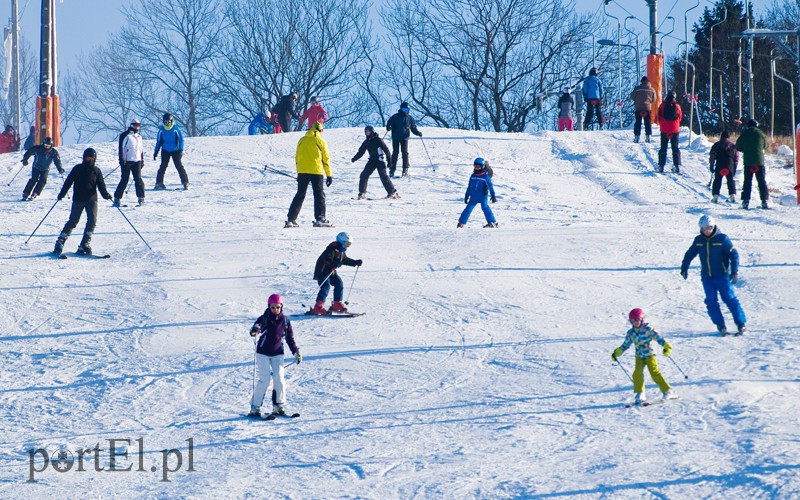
1, 127, 799, 497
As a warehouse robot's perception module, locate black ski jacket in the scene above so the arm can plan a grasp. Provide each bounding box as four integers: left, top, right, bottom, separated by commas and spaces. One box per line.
22, 145, 62, 172
314, 241, 358, 280
58, 161, 111, 203
386, 111, 421, 141
352, 134, 391, 164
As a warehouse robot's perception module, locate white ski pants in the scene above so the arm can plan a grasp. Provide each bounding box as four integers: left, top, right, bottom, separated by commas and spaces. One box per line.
251, 353, 286, 409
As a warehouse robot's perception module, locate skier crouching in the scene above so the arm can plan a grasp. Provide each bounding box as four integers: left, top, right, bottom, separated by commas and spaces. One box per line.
310, 231, 363, 315
249, 294, 301, 418
611, 308, 676, 405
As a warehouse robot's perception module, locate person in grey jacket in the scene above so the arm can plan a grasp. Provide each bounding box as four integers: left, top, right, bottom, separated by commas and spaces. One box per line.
630, 76, 656, 143
21, 137, 63, 201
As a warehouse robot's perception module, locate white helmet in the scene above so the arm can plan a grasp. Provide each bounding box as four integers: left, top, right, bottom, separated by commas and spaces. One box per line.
698, 214, 716, 229
336, 232, 352, 245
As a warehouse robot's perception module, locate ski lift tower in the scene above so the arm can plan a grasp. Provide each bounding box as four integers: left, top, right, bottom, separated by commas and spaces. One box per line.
741, 27, 800, 204
36, 0, 60, 146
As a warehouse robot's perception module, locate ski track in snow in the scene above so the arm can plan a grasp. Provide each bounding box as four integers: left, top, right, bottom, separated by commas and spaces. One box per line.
1, 127, 799, 497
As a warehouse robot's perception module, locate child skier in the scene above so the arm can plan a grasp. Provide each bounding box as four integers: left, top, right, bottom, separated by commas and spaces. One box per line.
352, 125, 398, 200
457, 157, 497, 228
248, 294, 302, 418
611, 308, 676, 405
310, 232, 363, 315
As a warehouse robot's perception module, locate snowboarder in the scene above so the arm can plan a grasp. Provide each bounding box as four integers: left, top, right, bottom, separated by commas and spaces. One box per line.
248, 111, 273, 135
286, 121, 332, 228
581, 68, 604, 130
53, 148, 113, 256
630, 76, 655, 143
21, 137, 63, 201
153, 113, 189, 190
457, 158, 497, 228
680, 214, 747, 336
657, 91, 682, 173
611, 308, 675, 405
557, 89, 574, 132
309, 232, 362, 315
271, 92, 300, 133
248, 294, 302, 418
114, 118, 145, 207
709, 130, 738, 203
385, 101, 422, 177
735, 119, 769, 210
299, 96, 328, 130
352, 125, 398, 200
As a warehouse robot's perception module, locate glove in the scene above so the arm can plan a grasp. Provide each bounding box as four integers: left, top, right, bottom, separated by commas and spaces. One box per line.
611, 348, 623, 362
680, 270, 688, 280
730, 273, 738, 284
326, 176, 333, 187
103, 193, 113, 200
58, 168, 65, 175
295, 353, 302, 364
491, 195, 497, 203
249, 328, 258, 338
351, 158, 356, 163
416, 131, 423, 137
663, 343, 672, 357
57, 195, 64, 201
153, 152, 158, 161
464, 196, 470, 204
22, 159, 28, 166
354, 259, 363, 266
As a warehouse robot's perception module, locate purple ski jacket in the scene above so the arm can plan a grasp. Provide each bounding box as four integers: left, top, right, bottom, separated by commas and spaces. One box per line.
250, 311, 299, 357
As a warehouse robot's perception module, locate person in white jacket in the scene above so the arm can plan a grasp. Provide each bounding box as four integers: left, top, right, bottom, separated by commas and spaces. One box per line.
114, 118, 145, 207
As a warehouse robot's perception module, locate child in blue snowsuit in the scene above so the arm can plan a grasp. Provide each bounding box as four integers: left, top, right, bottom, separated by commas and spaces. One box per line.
458, 157, 497, 228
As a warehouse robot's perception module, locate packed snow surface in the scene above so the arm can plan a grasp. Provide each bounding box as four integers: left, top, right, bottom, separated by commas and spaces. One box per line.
1, 126, 799, 498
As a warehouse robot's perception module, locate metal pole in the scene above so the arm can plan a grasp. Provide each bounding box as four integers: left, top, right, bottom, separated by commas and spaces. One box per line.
738, 40, 743, 120
647, 0, 658, 56
604, 4, 621, 129
684, 1, 700, 95
11, 0, 21, 138
746, 4, 754, 118
719, 73, 725, 129
114, 205, 153, 250
709, 10, 728, 110
771, 50, 776, 141
773, 60, 796, 177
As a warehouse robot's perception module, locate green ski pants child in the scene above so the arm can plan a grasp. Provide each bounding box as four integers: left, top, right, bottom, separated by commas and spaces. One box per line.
633, 356, 670, 394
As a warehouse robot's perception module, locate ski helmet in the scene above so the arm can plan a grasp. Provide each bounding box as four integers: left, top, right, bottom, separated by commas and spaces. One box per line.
162, 113, 173, 124
131, 118, 141, 126
336, 231, 352, 246
628, 308, 645, 322
698, 214, 716, 229
83, 148, 97, 160
43, 137, 53, 146
312, 121, 323, 132
267, 293, 283, 306
473, 157, 486, 166
364, 125, 374, 135
589, 67, 597, 76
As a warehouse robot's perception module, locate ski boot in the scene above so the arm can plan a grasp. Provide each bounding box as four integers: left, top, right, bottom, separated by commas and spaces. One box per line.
761, 200, 769, 209
53, 233, 68, 256
729, 194, 736, 203
76, 245, 92, 256
657, 165, 664, 173
717, 324, 728, 336
645, 135, 652, 143
272, 404, 287, 417
457, 222, 464, 228
386, 191, 399, 199
711, 195, 719, 203
401, 168, 408, 177
154, 183, 167, 190
247, 405, 261, 418
137, 198, 145, 207
634, 392, 646, 405
633, 135, 640, 143
673, 165, 681, 174
736, 323, 746, 336
312, 219, 333, 228
183, 183, 189, 191
29, 193, 38, 200
284, 220, 298, 228
742, 200, 749, 210
113, 198, 122, 207
662, 389, 677, 400
484, 222, 498, 228
331, 301, 348, 313
357, 193, 366, 200
310, 301, 328, 315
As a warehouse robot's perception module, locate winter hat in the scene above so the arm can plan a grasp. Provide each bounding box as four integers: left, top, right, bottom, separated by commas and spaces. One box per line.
747, 119, 759, 128
720, 130, 730, 139
641, 76, 649, 83
364, 125, 374, 135
589, 67, 597, 76
666, 91, 676, 101
162, 113, 173, 124
698, 214, 716, 229
400, 101, 410, 112
83, 148, 97, 160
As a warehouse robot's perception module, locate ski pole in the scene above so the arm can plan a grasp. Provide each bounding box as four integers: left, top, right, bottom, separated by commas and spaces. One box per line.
615, 359, 633, 382
7, 162, 26, 186
344, 265, 360, 305
668, 356, 689, 379
301, 269, 336, 309
419, 136, 436, 172
252, 340, 258, 398
114, 204, 153, 250
24, 198, 60, 245
59, 171, 70, 200
104, 164, 120, 180
263, 165, 297, 180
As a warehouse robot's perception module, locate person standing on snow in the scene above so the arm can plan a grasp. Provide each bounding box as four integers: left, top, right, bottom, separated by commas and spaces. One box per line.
680, 214, 747, 336
114, 118, 146, 207
248, 294, 301, 419
352, 125, 398, 200
21, 137, 63, 201
630, 76, 656, 143
271, 92, 300, 133
385, 101, 422, 177
735, 119, 769, 210
248, 111, 273, 135
53, 148, 113, 257
557, 89, 574, 131
299, 96, 328, 130
709, 130, 738, 204
286, 121, 332, 228
611, 308, 675, 405
457, 157, 497, 228
23, 126, 36, 152
309, 232, 363, 315
581, 68, 604, 130
657, 91, 683, 173
153, 113, 189, 190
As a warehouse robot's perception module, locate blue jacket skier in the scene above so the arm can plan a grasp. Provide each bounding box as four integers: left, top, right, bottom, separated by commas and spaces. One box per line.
248, 112, 273, 135
680, 214, 747, 335
581, 68, 604, 129
153, 113, 189, 189
458, 158, 497, 228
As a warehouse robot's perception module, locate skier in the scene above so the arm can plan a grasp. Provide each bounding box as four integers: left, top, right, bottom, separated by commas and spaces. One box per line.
114, 118, 145, 207
735, 119, 769, 209
630, 76, 655, 143
153, 113, 189, 190
23, 126, 36, 152
309, 231, 363, 315
53, 148, 113, 256
248, 294, 302, 418
680, 214, 747, 336
581, 68, 604, 130
352, 125, 398, 200
557, 89, 574, 132
657, 91, 682, 173
611, 308, 675, 405
385, 101, 422, 177
285, 121, 332, 228
298, 96, 328, 130
457, 158, 497, 228
20, 137, 63, 201
271, 92, 300, 133
248, 111, 273, 135
709, 131, 738, 203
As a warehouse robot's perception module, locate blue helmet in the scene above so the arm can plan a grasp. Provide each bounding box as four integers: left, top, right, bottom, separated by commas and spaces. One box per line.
473, 157, 486, 166
336, 231, 352, 246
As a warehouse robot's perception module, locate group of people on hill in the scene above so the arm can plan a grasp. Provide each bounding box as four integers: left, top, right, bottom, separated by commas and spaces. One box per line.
249, 94, 330, 135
